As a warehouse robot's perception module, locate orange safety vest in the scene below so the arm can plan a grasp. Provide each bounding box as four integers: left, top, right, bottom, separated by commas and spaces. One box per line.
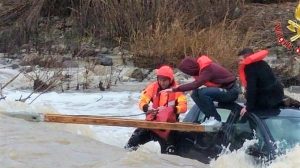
143, 82, 179, 140
238, 50, 269, 87
151, 83, 176, 109
196, 55, 221, 87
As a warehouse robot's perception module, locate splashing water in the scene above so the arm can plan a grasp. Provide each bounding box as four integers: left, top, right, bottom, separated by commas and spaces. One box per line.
0, 90, 300, 168
267, 145, 300, 168
210, 138, 300, 168
210, 139, 258, 168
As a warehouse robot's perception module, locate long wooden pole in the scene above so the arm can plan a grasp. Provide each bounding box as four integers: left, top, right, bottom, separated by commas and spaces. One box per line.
43, 114, 216, 132
3, 112, 220, 132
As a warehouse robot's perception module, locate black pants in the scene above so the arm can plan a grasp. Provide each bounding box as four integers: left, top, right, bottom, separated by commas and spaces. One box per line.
191, 83, 239, 121
125, 128, 176, 153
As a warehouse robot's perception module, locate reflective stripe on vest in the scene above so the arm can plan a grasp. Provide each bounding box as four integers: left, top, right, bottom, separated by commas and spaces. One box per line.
238, 50, 269, 87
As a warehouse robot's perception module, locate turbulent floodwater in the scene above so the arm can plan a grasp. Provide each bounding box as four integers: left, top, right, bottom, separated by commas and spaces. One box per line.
0, 114, 206, 168
0, 68, 299, 167
0, 91, 299, 168
0, 90, 207, 168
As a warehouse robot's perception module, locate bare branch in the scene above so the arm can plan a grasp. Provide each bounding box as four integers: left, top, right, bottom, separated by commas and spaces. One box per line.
0, 84, 6, 101
1, 71, 23, 90
96, 95, 103, 102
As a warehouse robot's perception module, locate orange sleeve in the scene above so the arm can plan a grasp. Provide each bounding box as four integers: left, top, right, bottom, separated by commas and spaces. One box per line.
175, 92, 187, 114
139, 83, 154, 111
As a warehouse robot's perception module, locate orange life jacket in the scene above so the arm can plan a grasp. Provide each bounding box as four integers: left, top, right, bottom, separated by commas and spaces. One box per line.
145, 82, 177, 140
139, 82, 187, 114
196, 55, 220, 87
151, 83, 176, 109
238, 50, 269, 87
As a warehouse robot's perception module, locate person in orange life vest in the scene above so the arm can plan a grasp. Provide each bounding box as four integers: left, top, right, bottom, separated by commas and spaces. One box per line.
162, 55, 239, 122
124, 65, 187, 154
238, 48, 284, 117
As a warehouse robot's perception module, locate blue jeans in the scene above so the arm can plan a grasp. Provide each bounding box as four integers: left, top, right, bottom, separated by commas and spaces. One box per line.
190, 84, 239, 121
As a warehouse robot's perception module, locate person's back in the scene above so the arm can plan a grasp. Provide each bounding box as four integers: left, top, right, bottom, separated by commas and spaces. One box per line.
176, 56, 236, 91
245, 60, 283, 110
238, 48, 284, 115
164, 55, 239, 122
246, 61, 275, 88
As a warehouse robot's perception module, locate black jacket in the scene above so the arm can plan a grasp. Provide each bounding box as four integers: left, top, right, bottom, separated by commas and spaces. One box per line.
245, 61, 284, 111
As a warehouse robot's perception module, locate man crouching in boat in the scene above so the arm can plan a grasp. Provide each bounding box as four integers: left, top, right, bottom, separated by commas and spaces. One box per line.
124, 65, 187, 154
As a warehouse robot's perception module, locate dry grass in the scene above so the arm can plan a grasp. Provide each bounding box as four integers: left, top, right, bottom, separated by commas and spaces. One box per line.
0, 0, 242, 49
0, 0, 280, 71
246, 0, 297, 3
130, 19, 255, 71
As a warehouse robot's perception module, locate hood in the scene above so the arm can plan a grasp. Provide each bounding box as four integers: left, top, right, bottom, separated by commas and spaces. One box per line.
178, 57, 199, 76
156, 65, 174, 81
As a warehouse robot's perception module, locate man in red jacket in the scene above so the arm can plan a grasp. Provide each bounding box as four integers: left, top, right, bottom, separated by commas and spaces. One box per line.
162, 55, 239, 123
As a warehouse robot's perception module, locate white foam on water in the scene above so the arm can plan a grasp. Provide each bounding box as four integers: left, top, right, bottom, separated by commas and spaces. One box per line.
0, 67, 298, 167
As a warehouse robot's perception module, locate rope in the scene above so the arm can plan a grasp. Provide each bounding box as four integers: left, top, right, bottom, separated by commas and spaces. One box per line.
85, 113, 146, 118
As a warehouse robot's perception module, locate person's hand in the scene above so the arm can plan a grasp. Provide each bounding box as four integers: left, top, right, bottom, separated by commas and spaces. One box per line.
159, 88, 173, 93
240, 107, 247, 117
145, 107, 158, 121
147, 106, 159, 115
147, 108, 159, 116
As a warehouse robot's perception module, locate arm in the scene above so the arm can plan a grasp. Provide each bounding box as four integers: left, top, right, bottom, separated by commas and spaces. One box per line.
245, 65, 257, 111
175, 92, 187, 114
139, 84, 153, 112
173, 69, 212, 92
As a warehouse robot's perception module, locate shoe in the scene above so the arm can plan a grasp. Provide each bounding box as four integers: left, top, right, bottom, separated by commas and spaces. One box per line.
201, 117, 222, 127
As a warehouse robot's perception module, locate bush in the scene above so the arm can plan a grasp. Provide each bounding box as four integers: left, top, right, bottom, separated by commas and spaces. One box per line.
130, 19, 255, 71
245, 0, 297, 3
0, 0, 250, 70
0, 0, 242, 52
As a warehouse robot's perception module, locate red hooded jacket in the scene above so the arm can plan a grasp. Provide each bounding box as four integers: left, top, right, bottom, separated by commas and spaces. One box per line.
174, 55, 236, 92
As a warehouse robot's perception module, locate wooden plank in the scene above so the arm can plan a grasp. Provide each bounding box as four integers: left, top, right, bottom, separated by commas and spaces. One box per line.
44, 114, 209, 132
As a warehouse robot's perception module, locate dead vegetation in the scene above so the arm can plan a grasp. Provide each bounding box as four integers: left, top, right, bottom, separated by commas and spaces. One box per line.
23, 67, 63, 91
0, 0, 299, 72
130, 19, 255, 71
0, 0, 243, 68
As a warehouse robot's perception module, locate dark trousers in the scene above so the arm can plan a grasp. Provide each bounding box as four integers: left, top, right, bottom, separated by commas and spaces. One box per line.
191, 84, 239, 121
125, 128, 176, 153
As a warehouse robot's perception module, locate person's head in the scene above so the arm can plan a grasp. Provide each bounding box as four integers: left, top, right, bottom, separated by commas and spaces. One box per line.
178, 57, 199, 76
238, 48, 254, 61
156, 65, 174, 89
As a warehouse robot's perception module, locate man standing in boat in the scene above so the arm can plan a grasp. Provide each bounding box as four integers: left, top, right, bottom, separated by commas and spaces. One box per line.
124, 65, 187, 154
